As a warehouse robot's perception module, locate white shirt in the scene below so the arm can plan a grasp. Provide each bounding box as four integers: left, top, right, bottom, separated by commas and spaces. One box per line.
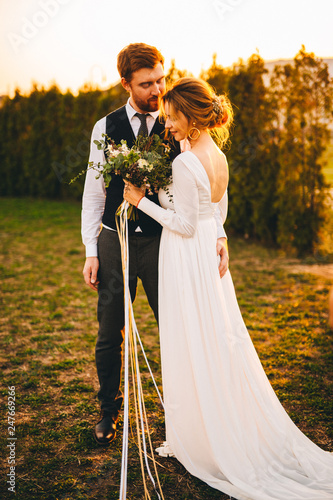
81, 100, 227, 257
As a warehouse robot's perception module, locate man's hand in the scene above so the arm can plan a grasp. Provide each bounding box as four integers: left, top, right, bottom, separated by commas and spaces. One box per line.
83, 257, 100, 291
216, 237, 229, 278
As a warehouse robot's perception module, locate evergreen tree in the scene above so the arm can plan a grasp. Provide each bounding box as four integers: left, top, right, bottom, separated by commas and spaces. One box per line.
227, 54, 279, 243
0, 52, 331, 256
201, 53, 230, 94
271, 46, 332, 255
165, 59, 191, 86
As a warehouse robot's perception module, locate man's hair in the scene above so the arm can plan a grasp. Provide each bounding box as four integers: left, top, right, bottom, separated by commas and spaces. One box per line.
117, 43, 164, 83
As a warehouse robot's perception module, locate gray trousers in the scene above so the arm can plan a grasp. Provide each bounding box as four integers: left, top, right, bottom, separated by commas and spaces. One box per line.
96, 227, 160, 415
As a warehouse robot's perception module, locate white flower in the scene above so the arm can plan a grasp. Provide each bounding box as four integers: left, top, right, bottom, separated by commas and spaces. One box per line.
107, 145, 120, 157
147, 164, 153, 172
137, 159, 149, 169
120, 144, 130, 155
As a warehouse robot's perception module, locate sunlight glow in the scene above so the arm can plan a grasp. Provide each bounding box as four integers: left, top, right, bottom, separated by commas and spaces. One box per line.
0, 0, 332, 96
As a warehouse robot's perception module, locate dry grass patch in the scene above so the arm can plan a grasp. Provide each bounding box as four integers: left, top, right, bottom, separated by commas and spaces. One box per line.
0, 198, 332, 500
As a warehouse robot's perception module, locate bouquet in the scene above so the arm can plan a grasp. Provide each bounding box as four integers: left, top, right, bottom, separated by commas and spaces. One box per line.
72, 133, 173, 220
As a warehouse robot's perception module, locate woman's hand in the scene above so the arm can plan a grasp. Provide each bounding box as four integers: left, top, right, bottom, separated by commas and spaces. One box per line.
216, 237, 229, 278
123, 182, 146, 206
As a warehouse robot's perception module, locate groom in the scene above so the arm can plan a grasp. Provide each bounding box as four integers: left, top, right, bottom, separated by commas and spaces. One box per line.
82, 43, 229, 445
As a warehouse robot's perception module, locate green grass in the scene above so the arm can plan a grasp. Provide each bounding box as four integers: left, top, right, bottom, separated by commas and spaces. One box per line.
0, 197, 333, 500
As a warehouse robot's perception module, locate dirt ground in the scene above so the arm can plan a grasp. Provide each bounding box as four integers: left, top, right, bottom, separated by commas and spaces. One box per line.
287, 263, 333, 280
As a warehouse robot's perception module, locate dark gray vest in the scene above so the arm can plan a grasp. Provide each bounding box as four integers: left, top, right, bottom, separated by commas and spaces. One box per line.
101, 106, 179, 236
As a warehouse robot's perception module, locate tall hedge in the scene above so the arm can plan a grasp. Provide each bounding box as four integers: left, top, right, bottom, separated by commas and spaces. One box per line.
0, 48, 332, 255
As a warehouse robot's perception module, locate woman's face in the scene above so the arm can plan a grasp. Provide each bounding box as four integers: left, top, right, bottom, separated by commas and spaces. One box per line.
164, 102, 190, 142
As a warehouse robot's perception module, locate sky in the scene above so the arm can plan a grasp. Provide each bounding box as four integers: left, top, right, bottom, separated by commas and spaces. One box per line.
0, 0, 333, 96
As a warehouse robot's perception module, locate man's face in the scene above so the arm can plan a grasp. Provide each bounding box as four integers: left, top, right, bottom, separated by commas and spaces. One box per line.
122, 63, 165, 113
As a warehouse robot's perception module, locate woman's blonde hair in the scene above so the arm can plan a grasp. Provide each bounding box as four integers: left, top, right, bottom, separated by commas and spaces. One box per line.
161, 77, 233, 147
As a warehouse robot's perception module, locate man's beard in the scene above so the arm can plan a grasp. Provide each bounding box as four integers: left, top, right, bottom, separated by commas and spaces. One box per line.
133, 94, 160, 112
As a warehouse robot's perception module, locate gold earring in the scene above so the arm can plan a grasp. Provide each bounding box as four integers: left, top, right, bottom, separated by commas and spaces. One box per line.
188, 122, 200, 141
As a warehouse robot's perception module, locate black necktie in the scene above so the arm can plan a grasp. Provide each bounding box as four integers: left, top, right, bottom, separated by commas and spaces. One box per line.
135, 113, 149, 136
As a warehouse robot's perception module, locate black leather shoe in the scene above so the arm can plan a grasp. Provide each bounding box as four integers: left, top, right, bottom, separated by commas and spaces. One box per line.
93, 411, 117, 445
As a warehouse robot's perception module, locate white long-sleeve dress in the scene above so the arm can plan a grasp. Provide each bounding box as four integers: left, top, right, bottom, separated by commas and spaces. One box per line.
137, 151, 333, 500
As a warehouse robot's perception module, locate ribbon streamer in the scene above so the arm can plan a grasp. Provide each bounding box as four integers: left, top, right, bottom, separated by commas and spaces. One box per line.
117, 201, 165, 500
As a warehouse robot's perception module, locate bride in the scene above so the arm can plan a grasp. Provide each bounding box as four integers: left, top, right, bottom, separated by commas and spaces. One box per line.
124, 77, 333, 500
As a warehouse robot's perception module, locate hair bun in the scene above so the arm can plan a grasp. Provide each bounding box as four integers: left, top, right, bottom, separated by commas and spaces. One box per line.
212, 95, 231, 128
212, 96, 222, 115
